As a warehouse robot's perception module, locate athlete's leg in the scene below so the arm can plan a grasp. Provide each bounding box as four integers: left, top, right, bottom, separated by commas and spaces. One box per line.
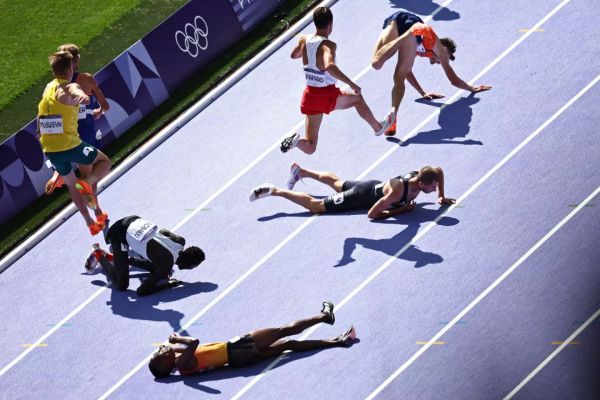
98, 244, 129, 291
271, 188, 326, 213
249, 313, 331, 350
334, 93, 381, 131
78, 163, 105, 219
61, 171, 95, 226
372, 22, 400, 70
296, 114, 323, 154
80, 150, 111, 186
391, 39, 418, 117
297, 166, 345, 192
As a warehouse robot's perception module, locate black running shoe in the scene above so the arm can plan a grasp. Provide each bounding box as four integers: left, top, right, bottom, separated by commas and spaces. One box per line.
280, 133, 300, 153
337, 325, 356, 347
321, 301, 335, 325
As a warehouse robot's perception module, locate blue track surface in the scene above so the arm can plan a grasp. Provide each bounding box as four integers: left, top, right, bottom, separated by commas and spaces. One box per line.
1, 0, 599, 399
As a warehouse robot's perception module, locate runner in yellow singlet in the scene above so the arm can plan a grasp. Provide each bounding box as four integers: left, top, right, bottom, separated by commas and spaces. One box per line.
37, 51, 111, 235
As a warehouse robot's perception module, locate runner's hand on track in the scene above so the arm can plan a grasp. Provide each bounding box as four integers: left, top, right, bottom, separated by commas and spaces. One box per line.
423, 92, 444, 100
471, 85, 492, 93
438, 197, 456, 205
169, 332, 180, 343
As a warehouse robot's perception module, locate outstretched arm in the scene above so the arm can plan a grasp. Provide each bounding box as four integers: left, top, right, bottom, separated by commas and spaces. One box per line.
322, 42, 362, 94
437, 41, 492, 93
406, 71, 444, 100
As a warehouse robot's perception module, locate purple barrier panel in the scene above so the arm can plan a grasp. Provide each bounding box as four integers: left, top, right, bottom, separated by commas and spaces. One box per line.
143, 0, 244, 93
0, 0, 288, 227
230, 0, 286, 32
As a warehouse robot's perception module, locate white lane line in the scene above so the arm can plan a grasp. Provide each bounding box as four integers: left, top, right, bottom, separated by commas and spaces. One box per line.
95, 1, 460, 397
0, 0, 338, 379
230, 1, 587, 397
504, 307, 600, 400
366, 186, 600, 399
0, 0, 339, 274
102, 0, 584, 396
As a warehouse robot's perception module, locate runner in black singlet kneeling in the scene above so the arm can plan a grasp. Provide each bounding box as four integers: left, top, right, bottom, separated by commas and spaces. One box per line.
249, 164, 455, 219
89, 215, 205, 296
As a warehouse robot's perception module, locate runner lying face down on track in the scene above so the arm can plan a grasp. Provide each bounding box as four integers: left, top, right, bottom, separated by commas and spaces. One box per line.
250, 164, 454, 220
85, 215, 205, 296
148, 301, 356, 378
280, 6, 394, 155
371, 10, 492, 135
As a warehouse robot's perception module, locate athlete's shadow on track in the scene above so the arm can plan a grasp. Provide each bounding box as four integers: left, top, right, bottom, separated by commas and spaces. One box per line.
92, 279, 218, 333
389, 0, 460, 21
334, 204, 458, 268
155, 345, 359, 393
388, 94, 483, 147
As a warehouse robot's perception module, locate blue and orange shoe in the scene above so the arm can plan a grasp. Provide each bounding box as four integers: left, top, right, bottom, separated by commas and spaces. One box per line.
45, 171, 64, 195
88, 221, 104, 236
96, 212, 109, 226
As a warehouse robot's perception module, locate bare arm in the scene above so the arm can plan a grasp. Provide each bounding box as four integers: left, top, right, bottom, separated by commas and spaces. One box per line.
437, 41, 492, 93
435, 166, 455, 205
367, 184, 406, 219
170, 333, 200, 371
322, 42, 361, 94
406, 71, 445, 100
66, 83, 90, 105
291, 35, 305, 59
81, 73, 110, 119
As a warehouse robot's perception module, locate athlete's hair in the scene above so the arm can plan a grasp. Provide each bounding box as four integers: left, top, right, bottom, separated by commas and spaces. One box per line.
313, 7, 333, 29
416, 166, 440, 185
57, 43, 80, 61
177, 246, 205, 270
49, 51, 73, 77
148, 351, 173, 379
440, 37, 456, 61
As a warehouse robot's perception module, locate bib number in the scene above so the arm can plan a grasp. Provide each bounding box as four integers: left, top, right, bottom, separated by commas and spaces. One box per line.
78, 104, 87, 119
127, 218, 157, 242
331, 192, 345, 205
39, 115, 63, 134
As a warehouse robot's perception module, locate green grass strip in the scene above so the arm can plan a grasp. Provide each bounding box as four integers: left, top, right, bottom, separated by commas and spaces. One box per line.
0, 0, 189, 140
0, 0, 320, 261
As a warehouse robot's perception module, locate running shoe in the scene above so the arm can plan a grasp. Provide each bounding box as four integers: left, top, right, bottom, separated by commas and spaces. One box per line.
385, 121, 397, 136
337, 326, 356, 347
286, 162, 302, 190
45, 171, 64, 195
88, 221, 104, 236
374, 109, 395, 136
76, 180, 97, 210
96, 212, 109, 226
84, 243, 101, 274
280, 133, 300, 153
321, 301, 335, 325
249, 182, 275, 201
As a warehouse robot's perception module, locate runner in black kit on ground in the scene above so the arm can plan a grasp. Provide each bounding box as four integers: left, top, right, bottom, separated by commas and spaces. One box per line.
86, 215, 205, 296
249, 164, 454, 219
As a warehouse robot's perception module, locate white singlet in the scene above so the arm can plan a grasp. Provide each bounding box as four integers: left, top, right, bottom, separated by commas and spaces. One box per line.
303, 34, 337, 87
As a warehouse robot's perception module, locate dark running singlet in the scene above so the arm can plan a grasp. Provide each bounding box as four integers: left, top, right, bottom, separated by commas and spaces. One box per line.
323, 172, 418, 213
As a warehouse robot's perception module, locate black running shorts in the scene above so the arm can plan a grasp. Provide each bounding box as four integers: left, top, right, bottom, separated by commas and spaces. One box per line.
227, 334, 261, 368
323, 180, 383, 213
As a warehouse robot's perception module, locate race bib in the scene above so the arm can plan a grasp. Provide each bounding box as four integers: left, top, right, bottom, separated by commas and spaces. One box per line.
78, 104, 87, 119
39, 115, 63, 134
331, 192, 345, 205
126, 218, 157, 243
